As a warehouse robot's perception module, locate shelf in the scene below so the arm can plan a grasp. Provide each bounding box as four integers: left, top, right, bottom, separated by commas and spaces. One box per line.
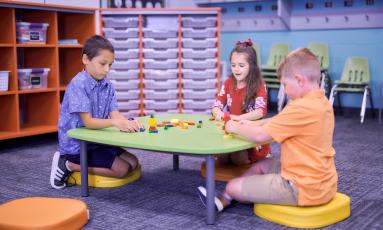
0, 3, 96, 140
17, 47, 58, 88
19, 92, 59, 130
0, 44, 14, 47
58, 44, 83, 48
59, 48, 83, 87
16, 44, 56, 48
18, 88, 57, 94
0, 8, 15, 44
0, 95, 18, 135
0, 47, 17, 91
58, 12, 95, 45
15, 9, 57, 45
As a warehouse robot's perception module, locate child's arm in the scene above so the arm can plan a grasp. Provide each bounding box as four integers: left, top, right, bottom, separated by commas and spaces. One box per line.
212, 81, 229, 120
80, 112, 141, 132
225, 119, 273, 144
230, 109, 263, 121
109, 111, 144, 129
212, 107, 225, 120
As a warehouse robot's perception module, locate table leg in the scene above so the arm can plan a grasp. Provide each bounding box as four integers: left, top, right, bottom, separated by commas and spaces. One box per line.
173, 154, 179, 171
206, 155, 216, 224
80, 141, 88, 197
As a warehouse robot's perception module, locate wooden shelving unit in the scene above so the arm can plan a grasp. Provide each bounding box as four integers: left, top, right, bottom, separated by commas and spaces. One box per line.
0, 1, 96, 140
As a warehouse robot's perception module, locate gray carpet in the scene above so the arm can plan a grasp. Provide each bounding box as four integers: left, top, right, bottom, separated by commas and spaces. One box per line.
0, 116, 382, 229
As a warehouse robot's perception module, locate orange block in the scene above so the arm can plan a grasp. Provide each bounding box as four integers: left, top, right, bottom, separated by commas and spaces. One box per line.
0, 197, 88, 230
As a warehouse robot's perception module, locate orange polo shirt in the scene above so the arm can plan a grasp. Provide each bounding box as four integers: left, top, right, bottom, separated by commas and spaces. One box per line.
263, 90, 338, 206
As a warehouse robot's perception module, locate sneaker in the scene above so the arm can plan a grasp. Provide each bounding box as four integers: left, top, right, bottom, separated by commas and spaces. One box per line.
197, 186, 226, 212
50, 152, 70, 189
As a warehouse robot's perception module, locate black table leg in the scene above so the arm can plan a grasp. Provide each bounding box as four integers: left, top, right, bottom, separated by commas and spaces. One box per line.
80, 141, 88, 197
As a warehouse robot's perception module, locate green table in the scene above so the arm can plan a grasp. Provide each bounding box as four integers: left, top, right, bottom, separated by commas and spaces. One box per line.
68, 114, 256, 224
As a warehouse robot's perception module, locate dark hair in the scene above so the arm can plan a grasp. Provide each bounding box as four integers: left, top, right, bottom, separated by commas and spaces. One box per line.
229, 43, 263, 113
82, 35, 114, 60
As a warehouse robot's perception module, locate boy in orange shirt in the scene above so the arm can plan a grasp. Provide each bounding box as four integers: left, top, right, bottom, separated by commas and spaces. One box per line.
198, 48, 337, 211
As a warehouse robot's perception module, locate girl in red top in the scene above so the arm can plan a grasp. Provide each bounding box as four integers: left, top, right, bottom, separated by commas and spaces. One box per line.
212, 39, 271, 165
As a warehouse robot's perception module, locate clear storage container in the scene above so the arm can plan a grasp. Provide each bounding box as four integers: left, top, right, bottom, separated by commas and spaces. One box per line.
16, 22, 49, 44
18, 68, 50, 90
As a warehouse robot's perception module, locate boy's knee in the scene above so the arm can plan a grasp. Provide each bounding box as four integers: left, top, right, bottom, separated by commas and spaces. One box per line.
226, 178, 243, 198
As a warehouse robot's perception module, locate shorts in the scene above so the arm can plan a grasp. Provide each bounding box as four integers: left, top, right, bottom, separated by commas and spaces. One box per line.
65, 144, 125, 169
241, 158, 299, 205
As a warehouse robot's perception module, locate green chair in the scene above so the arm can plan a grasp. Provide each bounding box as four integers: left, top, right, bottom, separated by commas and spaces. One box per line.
307, 42, 331, 96
261, 43, 289, 112
253, 43, 261, 67
329, 57, 375, 123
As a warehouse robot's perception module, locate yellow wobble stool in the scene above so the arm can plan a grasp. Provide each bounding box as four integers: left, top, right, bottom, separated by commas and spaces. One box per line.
68, 165, 141, 188
0, 197, 88, 230
254, 193, 350, 228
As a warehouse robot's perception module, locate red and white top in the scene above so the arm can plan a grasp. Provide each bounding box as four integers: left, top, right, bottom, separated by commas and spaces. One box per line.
213, 77, 271, 162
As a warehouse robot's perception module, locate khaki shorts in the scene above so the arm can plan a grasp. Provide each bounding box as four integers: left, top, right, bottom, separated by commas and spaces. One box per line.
241, 158, 299, 205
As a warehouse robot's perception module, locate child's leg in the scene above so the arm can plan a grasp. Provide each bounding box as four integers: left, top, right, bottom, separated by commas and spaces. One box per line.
66, 145, 134, 178
225, 158, 298, 205
68, 156, 131, 178
119, 151, 139, 170
216, 154, 230, 165
229, 150, 251, 166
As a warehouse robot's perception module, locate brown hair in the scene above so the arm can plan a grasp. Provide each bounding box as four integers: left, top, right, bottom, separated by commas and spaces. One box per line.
229, 43, 262, 113
277, 48, 321, 83
83, 35, 114, 60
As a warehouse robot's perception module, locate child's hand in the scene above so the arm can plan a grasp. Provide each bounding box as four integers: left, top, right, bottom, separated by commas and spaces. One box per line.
230, 114, 241, 121
114, 119, 140, 132
215, 111, 224, 121
225, 120, 238, 134
238, 119, 253, 125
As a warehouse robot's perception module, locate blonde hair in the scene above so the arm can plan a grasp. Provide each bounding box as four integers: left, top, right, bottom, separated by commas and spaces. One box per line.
277, 48, 321, 83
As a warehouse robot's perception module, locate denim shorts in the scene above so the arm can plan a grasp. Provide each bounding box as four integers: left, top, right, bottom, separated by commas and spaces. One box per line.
65, 144, 124, 169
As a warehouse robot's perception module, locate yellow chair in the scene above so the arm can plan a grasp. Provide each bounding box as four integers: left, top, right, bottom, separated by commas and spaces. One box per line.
254, 193, 350, 228
0, 197, 88, 230
68, 165, 141, 188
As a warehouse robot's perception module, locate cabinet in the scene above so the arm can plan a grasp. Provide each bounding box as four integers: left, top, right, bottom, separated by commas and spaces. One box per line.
101, 8, 221, 117
0, 1, 96, 140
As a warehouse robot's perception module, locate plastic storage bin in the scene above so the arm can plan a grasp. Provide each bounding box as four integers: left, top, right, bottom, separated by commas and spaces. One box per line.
16, 22, 49, 44
103, 17, 139, 28
143, 38, 178, 49
116, 90, 140, 100
182, 38, 216, 48
108, 38, 139, 49
144, 69, 178, 80
183, 89, 216, 99
182, 17, 216, 28
18, 68, 50, 90
103, 28, 138, 38
144, 59, 178, 69
183, 59, 216, 69
183, 79, 216, 89
182, 48, 216, 59
143, 79, 178, 89
143, 48, 178, 59
115, 49, 139, 59
111, 79, 140, 90
144, 109, 179, 115
0, 71, 10, 91
183, 99, 215, 110
108, 69, 140, 80
120, 110, 141, 118
118, 100, 140, 110
182, 28, 216, 38
144, 89, 178, 100
144, 99, 178, 110
112, 60, 140, 70
143, 29, 177, 38
183, 69, 217, 79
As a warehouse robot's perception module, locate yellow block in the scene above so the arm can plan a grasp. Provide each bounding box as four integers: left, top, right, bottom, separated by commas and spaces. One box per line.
0, 197, 88, 230
254, 193, 350, 228
68, 165, 141, 188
